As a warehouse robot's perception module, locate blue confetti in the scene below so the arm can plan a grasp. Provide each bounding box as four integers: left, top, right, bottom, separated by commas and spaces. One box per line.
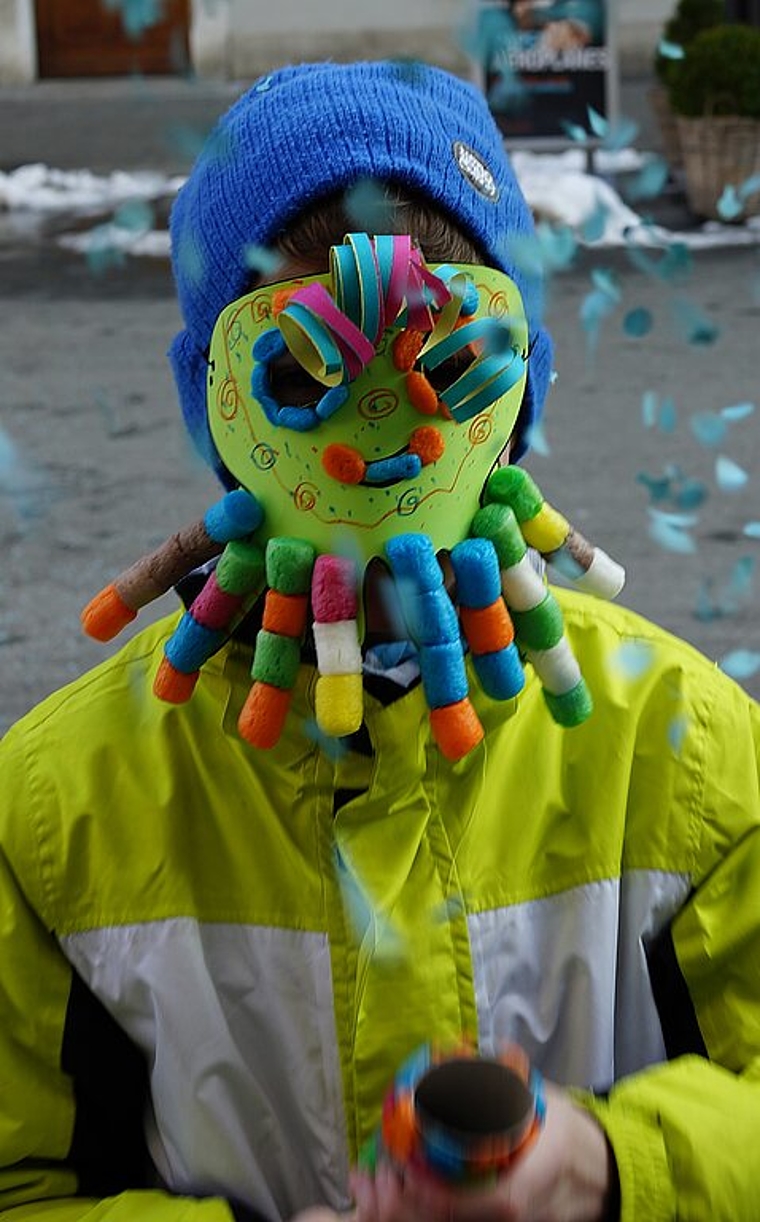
743, 522, 760, 538
525, 419, 551, 456
0, 426, 18, 483
637, 471, 674, 503
581, 199, 609, 244
610, 639, 655, 679
243, 244, 284, 277
113, 198, 154, 233
721, 402, 755, 421
719, 650, 760, 681
639, 391, 677, 434
672, 297, 719, 346
584, 107, 638, 150
302, 718, 349, 760
580, 287, 618, 358
602, 116, 639, 152
455, 5, 516, 64
625, 240, 692, 286
561, 119, 589, 144
623, 307, 653, 338
102, 0, 165, 40
506, 231, 574, 283
690, 412, 727, 447
724, 556, 755, 605
659, 243, 692, 286
668, 714, 690, 754
739, 172, 760, 202
345, 178, 396, 231
84, 224, 126, 275
487, 65, 528, 112
625, 157, 669, 203
715, 455, 749, 492
0, 425, 55, 524
586, 106, 608, 139
716, 185, 744, 222
658, 397, 678, 434
694, 577, 719, 622
641, 390, 658, 429
648, 508, 697, 554
537, 221, 578, 269
675, 478, 708, 510
658, 38, 684, 60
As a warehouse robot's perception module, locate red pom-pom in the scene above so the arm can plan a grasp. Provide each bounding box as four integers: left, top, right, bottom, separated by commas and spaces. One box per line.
408, 426, 445, 466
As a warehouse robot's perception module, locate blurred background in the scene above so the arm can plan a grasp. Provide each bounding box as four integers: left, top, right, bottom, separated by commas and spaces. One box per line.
1, 0, 758, 731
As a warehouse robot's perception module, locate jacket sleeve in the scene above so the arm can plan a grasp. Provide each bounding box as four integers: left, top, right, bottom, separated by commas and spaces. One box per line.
578, 684, 760, 1222
0, 728, 240, 1222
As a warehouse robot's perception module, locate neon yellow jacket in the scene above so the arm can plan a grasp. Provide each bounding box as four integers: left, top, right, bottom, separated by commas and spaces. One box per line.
1, 587, 759, 1222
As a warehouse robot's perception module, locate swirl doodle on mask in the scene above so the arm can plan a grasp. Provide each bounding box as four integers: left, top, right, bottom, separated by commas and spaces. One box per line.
247, 293, 274, 323
218, 378, 241, 420
250, 442, 277, 470
358, 389, 399, 421
468, 416, 493, 445
293, 481, 319, 512
396, 487, 422, 516
227, 320, 246, 352
488, 290, 511, 318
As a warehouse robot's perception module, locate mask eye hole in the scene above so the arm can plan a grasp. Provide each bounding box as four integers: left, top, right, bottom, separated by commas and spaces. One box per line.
268, 353, 326, 408
420, 348, 477, 396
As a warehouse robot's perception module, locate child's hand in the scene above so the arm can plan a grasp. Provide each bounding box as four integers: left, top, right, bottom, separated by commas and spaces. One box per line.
350, 1083, 618, 1222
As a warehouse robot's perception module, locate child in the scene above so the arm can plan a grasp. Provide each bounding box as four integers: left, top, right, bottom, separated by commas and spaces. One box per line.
0, 60, 758, 1222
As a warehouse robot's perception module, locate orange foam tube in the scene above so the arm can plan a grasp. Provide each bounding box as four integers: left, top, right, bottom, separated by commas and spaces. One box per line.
262, 590, 309, 638
153, 656, 200, 704
429, 698, 484, 761
80, 583, 137, 642
459, 601, 515, 655
238, 681, 292, 748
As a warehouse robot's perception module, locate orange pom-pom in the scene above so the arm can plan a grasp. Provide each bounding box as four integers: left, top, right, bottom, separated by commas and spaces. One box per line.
459, 601, 514, 654
80, 583, 137, 642
322, 444, 366, 484
391, 329, 424, 372
238, 681, 291, 748
406, 371, 440, 416
408, 426, 445, 466
262, 590, 309, 638
429, 699, 484, 761
153, 657, 199, 703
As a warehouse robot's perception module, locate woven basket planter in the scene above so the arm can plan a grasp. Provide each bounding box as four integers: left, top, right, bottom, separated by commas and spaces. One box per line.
676, 114, 760, 220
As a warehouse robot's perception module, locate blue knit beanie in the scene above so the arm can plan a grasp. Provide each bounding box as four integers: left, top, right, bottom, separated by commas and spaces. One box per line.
168, 60, 553, 485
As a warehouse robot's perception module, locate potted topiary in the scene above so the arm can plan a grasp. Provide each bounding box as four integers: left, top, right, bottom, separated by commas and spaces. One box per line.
650, 0, 724, 171
667, 22, 760, 219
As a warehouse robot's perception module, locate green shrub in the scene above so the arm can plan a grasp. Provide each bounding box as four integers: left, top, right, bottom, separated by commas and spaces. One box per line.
654, 0, 725, 83
668, 23, 760, 117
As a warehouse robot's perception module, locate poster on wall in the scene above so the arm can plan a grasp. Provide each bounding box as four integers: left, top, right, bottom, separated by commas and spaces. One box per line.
476, 1, 616, 144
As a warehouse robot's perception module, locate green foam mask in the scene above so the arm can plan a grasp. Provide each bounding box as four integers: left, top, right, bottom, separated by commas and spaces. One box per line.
207, 234, 529, 568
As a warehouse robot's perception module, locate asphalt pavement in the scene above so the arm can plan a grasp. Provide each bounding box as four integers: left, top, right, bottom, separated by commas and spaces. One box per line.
1, 72, 758, 731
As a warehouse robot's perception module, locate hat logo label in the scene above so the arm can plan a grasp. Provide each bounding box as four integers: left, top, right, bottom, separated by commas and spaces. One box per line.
452, 141, 499, 201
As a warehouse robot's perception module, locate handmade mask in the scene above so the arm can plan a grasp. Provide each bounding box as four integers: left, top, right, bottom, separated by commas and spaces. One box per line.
206, 233, 529, 566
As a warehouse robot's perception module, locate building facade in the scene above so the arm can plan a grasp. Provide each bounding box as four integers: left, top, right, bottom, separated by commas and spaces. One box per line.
1, 1, 672, 86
